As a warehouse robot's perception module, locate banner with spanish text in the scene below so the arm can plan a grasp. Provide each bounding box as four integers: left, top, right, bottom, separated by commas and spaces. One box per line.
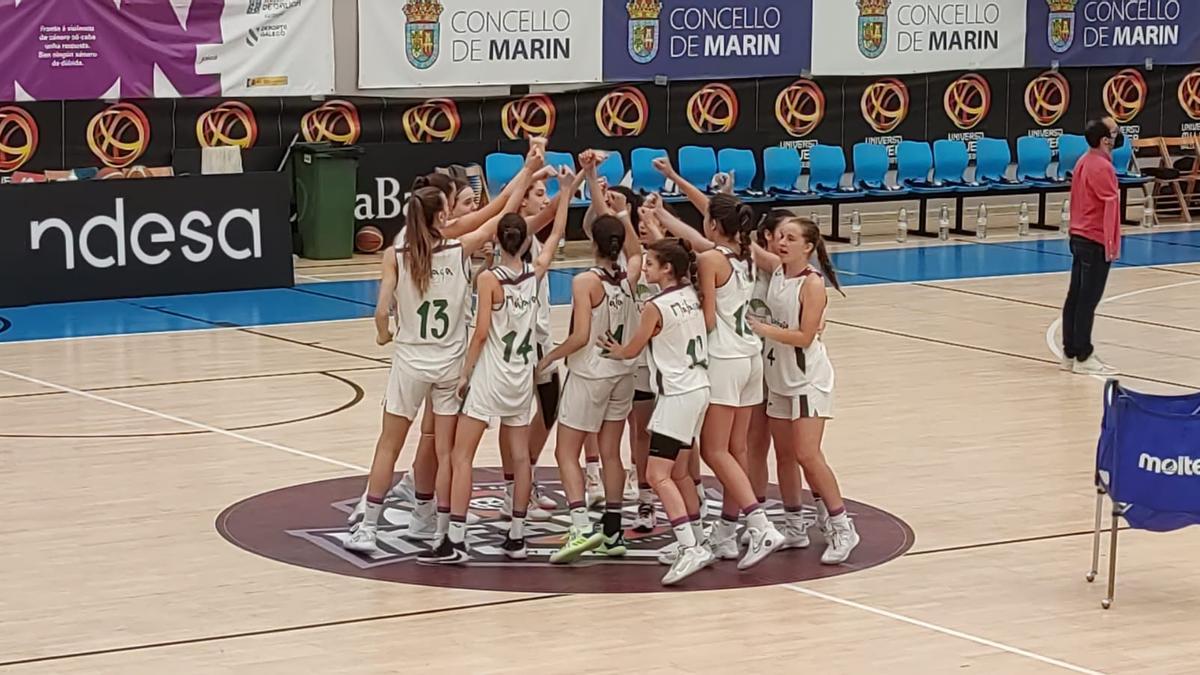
358, 0, 603, 88
1026, 0, 1200, 67
811, 0, 1027, 76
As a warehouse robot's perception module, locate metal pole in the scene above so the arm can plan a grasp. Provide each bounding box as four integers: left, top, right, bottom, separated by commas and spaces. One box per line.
1086, 488, 1104, 583
1103, 506, 1119, 609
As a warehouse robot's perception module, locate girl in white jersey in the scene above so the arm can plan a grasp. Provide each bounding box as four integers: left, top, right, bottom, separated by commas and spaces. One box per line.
600, 238, 713, 585
749, 217, 860, 565
345, 154, 538, 553
420, 168, 580, 564
536, 209, 641, 563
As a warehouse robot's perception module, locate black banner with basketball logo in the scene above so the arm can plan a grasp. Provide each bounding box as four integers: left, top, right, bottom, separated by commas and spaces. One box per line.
926, 71, 1010, 155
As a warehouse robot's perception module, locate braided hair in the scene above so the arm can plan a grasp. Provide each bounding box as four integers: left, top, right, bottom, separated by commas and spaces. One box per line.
708, 193, 755, 261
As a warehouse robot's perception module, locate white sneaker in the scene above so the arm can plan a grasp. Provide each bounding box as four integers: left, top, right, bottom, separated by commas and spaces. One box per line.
347, 493, 367, 525
738, 525, 785, 570
1060, 355, 1075, 371
526, 502, 552, 521
709, 535, 740, 561
586, 475, 605, 508
531, 482, 558, 510
402, 507, 438, 541
657, 542, 680, 565
633, 502, 656, 532
388, 473, 416, 503
344, 524, 378, 553
623, 468, 639, 501
779, 520, 811, 549
662, 545, 715, 585
1073, 355, 1118, 376
820, 518, 861, 565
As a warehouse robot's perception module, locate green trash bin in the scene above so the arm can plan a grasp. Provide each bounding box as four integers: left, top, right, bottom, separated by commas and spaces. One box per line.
293, 143, 364, 260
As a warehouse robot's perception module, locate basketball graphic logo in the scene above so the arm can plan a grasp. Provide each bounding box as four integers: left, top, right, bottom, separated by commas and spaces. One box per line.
857, 0, 891, 59
1047, 0, 1079, 53
404, 0, 443, 70
1178, 68, 1200, 121
196, 101, 259, 149
87, 102, 150, 169
943, 73, 991, 131
595, 86, 649, 138
501, 94, 557, 140
1025, 71, 1070, 127
775, 79, 825, 138
626, 0, 662, 64
686, 83, 739, 135
301, 100, 361, 145
861, 78, 909, 134
402, 98, 461, 143
0, 105, 38, 173
1103, 69, 1147, 124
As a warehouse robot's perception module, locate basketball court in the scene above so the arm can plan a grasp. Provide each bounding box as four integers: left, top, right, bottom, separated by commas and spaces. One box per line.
3, 224, 1200, 674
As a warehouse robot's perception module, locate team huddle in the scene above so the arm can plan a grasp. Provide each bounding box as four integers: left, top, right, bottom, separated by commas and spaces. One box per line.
344, 137, 860, 586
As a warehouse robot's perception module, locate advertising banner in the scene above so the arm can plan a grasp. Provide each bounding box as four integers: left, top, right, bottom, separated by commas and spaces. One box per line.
811, 0, 1027, 76
1006, 67, 1089, 154
757, 77, 845, 161
358, 0, 603, 88
926, 70, 1010, 154
1085, 66, 1164, 140
1026, 0, 1200, 67
0, 173, 293, 307
601, 0, 813, 81
1163, 65, 1200, 138
0, 0, 334, 101
843, 73, 930, 158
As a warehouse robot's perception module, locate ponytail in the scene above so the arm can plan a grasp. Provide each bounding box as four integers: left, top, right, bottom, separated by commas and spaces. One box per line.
404, 187, 445, 295
592, 215, 626, 270
797, 217, 844, 297
708, 193, 754, 261
681, 238, 700, 290
647, 238, 697, 290
497, 213, 528, 257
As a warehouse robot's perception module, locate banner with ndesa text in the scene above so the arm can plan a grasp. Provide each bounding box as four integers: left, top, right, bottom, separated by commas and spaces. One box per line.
358, 0, 603, 88
810, 0, 1027, 76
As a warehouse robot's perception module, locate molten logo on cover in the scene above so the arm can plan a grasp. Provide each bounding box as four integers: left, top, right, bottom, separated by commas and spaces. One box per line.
87, 102, 149, 169
501, 94, 557, 140
687, 83, 739, 135
196, 101, 259, 149
857, 0, 891, 59
0, 106, 37, 173
861, 77, 909, 134
301, 100, 361, 145
775, 79, 825, 138
403, 98, 461, 143
1178, 68, 1200, 121
626, 0, 662, 64
943, 73, 991, 131
1025, 70, 1070, 127
404, 0, 443, 70
1103, 69, 1146, 124
596, 86, 649, 138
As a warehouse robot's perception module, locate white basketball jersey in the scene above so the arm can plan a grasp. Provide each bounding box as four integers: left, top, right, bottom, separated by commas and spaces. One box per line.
762, 266, 834, 396
707, 246, 761, 359
648, 285, 710, 396
633, 274, 660, 368
475, 263, 538, 394
566, 266, 636, 379
392, 232, 471, 382
528, 238, 552, 350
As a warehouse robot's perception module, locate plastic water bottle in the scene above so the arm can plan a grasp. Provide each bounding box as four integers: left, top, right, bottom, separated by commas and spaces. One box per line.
938, 205, 950, 241
1141, 194, 1155, 228
1018, 201, 1030, 237
975, 204, 988, 240
1060, 198, 1071, 234
850, 210, 862, 247
896, 207, 909, 243
810, 211, 820, 227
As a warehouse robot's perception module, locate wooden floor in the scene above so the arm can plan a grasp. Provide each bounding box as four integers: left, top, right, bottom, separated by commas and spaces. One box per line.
3, 240, 1200, 674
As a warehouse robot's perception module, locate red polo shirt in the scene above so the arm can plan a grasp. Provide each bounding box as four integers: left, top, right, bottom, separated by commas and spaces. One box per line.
1069, 148, 1121, 261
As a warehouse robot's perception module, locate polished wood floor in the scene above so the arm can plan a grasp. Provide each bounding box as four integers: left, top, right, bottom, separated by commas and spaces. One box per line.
3, 237, 1200, 674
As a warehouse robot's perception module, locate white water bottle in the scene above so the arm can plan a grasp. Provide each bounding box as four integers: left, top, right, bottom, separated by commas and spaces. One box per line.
975, 204, 988, 240
850, 210, 862, 247
897, 207, 909, 243
1141, 194, 1155, 228
1018, 201, 1030, 237
938, 204, 950, 241
1060, 198, 1071, 234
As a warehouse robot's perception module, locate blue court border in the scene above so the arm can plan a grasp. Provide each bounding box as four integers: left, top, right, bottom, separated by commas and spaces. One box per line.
3, 230, 1200, 344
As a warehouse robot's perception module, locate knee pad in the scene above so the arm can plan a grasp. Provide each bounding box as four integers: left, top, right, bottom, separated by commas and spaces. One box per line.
537, 375, 560, 428
649, 432, 688, 461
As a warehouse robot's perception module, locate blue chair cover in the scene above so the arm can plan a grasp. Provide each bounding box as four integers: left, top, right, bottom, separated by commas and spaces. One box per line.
678, 145, 718, 191
1017, 135, 1063, 184
630, 147, 668, 195
895, 141, 944, 193
809, 144, 864, 198
717, 147, 762, 197
761, 147, 816, 200
596, 151, 626, 188
543, 151, 577, 199
484, 152, 524, 199
853, 142, 907, 195
974, 137, 1027, 189
1057, 134, 1089, 181
933, 140, 986, 192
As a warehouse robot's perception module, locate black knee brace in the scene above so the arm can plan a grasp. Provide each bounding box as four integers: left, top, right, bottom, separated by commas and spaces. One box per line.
649, 432, 689, 461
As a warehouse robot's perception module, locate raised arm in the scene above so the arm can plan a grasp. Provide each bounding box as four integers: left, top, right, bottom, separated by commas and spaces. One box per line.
374, 249, 398, 346
653, 156, 710, 213
618, 209, 643, 289
445, 138, 548, 237
534, 168, 583, 278
751, 241, 782, 273
655, 204, 714, 253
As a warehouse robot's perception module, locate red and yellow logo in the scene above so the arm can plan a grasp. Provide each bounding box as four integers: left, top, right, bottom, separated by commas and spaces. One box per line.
775, 79, 825, 138
403, 98, 461, 143
686, 83, 739, 134
1103, 68, 1146, 124
1178, 68, 1200, 121
0, 105, 38, 173
196, 101, 259, 149
943, 73, 991, 131
1025, 71, 1070, 127
861, 77, 909, 134
595, 86, 649, 138
87, 102, 150, 169
501, 94, 556, 140
301, 99, 361, 145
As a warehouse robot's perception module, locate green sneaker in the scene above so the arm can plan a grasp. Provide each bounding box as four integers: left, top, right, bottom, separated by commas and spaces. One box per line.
596, 532, 628, 557
549, 526, 605, 564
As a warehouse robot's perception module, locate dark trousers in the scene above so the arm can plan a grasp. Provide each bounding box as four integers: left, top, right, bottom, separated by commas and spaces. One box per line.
1062, 235, 1111, 361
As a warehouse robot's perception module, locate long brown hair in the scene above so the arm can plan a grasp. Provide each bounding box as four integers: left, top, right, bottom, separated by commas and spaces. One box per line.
708, 193, 755, 261
404, 187, 445, 295
793, 217, 844, 296
648, 238, 699, 289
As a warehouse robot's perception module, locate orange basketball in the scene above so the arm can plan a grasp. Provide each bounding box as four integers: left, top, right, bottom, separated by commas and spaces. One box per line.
355, 225, 385, 254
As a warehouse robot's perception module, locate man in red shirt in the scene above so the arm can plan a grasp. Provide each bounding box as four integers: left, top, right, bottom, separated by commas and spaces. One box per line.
1061, 117, 1122, 376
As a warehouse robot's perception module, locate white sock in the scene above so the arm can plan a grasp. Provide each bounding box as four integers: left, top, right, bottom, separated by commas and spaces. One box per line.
746, 508, 770, 531
414, 498, 434, 518
585, 461, 601, 483
689, 518, 705, 544
829, 511, 849, 526
715, 517, 737, 541
638, 487, 655, 504
363, 499, 383, 528
448, 520, 466, 544
570, 506, 590, 531
436, 510, 450, 537
673, 520, 697, 547
510, 516, 525, 540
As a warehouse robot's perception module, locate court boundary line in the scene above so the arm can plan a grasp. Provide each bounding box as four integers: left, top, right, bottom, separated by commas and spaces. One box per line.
782, 584, 1104, 674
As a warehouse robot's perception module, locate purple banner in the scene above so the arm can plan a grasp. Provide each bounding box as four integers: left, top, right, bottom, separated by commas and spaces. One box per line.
1026, 0, 1200, 67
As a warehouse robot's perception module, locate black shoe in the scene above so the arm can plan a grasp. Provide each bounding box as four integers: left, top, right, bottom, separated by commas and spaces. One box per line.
501, 536, 527, 560
416, 538, 469, 565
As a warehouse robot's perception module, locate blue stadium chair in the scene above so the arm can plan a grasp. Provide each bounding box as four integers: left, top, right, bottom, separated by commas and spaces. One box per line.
853, 142, 907, 196
895, 141, 943, 193
1112, 141, 1151, 186
484, 152, 524, 199
974, 137, 1026, 190
1017, 136, 1063, 185
678, 145, 718, 192
717, 147, 765, 199
595, 151, 626, 188
543, 151, 578, 200
933, 140, 985, 192
630, 147, 669, 195
1057, 134, 1089, 181
808, 144, 864, 198
761, 147, 816, 201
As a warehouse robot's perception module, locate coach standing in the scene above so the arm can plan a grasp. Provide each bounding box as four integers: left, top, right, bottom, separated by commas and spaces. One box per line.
1061, 117, 1123, 376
